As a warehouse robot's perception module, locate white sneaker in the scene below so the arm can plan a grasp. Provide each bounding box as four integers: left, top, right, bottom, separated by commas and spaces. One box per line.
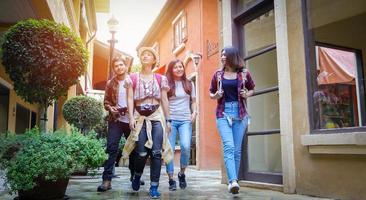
228, 181, 239, 194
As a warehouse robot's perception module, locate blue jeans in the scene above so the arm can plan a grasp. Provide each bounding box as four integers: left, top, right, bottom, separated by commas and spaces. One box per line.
103, 120, 134, 181
216, 101, 248, 183
166, 120, 192, 175
134, 120, 163, 186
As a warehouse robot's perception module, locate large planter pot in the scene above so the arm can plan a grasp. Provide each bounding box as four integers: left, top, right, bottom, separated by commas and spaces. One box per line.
17, 178, 69, 200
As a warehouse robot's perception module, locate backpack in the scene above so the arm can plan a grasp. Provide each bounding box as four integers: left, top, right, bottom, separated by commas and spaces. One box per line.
130, 73, 162, 90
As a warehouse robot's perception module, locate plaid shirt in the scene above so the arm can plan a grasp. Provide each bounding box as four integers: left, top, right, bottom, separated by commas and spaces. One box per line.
104, 75, 132, 122
209, 68, 255, 119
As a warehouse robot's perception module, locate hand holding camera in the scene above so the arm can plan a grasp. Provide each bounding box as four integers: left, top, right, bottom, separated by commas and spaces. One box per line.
109, 106, 119, 116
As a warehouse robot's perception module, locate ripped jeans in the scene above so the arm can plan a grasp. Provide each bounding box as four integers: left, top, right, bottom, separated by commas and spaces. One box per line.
134, 120, 163, 186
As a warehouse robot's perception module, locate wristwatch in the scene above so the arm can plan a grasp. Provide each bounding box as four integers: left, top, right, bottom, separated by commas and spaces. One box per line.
166, 119, 172, 123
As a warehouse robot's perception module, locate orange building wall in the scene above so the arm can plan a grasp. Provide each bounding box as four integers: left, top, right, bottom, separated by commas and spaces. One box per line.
143, 0, 221, 170
92, 55, 108, 89
197, 0, 221, 170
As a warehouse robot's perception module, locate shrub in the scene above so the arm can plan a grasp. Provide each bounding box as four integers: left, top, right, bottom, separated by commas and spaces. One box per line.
62, 96, 104, 134
0, 128, 107, 194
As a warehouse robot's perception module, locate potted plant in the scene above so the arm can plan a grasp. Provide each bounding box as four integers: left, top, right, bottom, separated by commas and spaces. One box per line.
0, 128, 107, 200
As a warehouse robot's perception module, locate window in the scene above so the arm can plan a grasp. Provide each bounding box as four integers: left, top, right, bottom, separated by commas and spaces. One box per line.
0, 84, 9, 133
15, 104, 37, 134
172, 11, 187, 51
305, 0, 366, 132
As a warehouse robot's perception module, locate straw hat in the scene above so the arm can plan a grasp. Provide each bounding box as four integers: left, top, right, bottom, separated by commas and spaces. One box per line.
138, 47, 159, 65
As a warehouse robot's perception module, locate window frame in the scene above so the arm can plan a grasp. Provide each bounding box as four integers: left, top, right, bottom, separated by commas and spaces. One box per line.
302, 0, 366, 134
233, 0, 283, 184
172, 10, 187, 52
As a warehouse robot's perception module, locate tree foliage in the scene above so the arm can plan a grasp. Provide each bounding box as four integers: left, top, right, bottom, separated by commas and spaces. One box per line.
130, 63, 142, 73
62, 95, 104, 134
1, 19, 88, 107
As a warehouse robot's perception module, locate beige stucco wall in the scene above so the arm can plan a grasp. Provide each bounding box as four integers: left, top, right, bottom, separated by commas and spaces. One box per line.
287, 1, 366, 200
0, 65, 41, 133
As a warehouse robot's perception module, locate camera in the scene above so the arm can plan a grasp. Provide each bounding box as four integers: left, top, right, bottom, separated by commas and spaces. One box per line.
140, 104, 154, 112
136, 104, 159, 116
117, 107, 127, 116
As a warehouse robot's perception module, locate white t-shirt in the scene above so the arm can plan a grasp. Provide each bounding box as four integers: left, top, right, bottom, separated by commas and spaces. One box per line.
169, 81, 196, 121
117, 79, 129, 123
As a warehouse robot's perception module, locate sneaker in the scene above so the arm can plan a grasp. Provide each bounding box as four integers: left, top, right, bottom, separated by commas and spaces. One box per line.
149, 185, 161, 199
131, 174, 141, 191
228, 181, 239, 194
178, 172, 187, 189
130, 174, 145, 185
97, 180, 111, 192
169, 179, 177, 191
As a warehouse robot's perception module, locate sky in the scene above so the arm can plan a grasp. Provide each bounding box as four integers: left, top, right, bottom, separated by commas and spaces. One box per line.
96, 0, 166, 65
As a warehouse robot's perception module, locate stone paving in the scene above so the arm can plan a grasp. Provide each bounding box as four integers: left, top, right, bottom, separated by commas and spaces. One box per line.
0, 167, 332, 200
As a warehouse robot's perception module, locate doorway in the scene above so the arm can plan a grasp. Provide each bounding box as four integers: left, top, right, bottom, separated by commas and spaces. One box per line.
236, 0, 283, 184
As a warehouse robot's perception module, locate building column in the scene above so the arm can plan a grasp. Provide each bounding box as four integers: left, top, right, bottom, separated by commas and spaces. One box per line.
274, 0, 296, 193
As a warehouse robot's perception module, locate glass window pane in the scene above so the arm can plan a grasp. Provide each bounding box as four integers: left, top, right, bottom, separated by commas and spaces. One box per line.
248, 134, 282, 173
243, 9, 275, 56
237, 0, 259, 12
0, 85, 9, 133
246, 49, 278, 91
15, 104, 30, 134
307, 0, 366, 129
247, 91, 280, 132
313, 46, 359, 129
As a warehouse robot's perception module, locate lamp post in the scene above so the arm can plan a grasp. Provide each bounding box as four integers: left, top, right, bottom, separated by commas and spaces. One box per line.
190, 52, 202, 69
107, 15, 119, 80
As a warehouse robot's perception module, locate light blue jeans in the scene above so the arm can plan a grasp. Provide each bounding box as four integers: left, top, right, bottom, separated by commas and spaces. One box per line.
216, 101, 248, 183
166, 120, 192, 175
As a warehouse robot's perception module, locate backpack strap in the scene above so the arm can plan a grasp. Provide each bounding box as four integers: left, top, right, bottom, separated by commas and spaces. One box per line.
241, 68, 248, 88
130, 73, 162, 90
154, 73, 162, 88
216, 71, 223, 92
130, 73, 138, 90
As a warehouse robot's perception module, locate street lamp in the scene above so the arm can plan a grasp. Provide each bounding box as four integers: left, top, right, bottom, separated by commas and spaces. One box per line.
190, 52, 202, 68
107, 15, 119, 79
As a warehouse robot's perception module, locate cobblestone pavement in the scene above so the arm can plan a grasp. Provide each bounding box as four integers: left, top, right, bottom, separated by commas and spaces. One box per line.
0, 167, 332, 200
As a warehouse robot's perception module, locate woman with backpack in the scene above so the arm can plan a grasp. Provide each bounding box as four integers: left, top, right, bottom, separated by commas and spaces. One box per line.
122, 47, 173, 199
209, 46, 255, 194
164, 59, 196, 191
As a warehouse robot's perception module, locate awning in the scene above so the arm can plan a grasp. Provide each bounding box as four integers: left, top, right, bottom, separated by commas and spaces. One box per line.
152, 64, 166, 75
317, 46, 356, 85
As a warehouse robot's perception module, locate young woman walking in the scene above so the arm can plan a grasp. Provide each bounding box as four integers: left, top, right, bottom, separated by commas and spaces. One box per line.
122, 47, 173, 199
209, 46, 255, 194
165, 59, 196, 191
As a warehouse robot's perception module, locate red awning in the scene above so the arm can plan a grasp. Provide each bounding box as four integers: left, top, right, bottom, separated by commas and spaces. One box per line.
152, 64, 166, 75
317, 46, 356, 85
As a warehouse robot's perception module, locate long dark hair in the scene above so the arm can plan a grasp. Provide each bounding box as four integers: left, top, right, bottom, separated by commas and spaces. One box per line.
166, 59, 192, 98
221, 46, 245, 71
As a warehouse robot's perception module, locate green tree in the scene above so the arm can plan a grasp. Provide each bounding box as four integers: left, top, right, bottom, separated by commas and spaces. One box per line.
130, 63, 142, 73
1, 19, 88, 132
62, 96, 104, 134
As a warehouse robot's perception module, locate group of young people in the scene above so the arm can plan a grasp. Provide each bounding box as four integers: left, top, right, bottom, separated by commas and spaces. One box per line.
97, 46, 255, 198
